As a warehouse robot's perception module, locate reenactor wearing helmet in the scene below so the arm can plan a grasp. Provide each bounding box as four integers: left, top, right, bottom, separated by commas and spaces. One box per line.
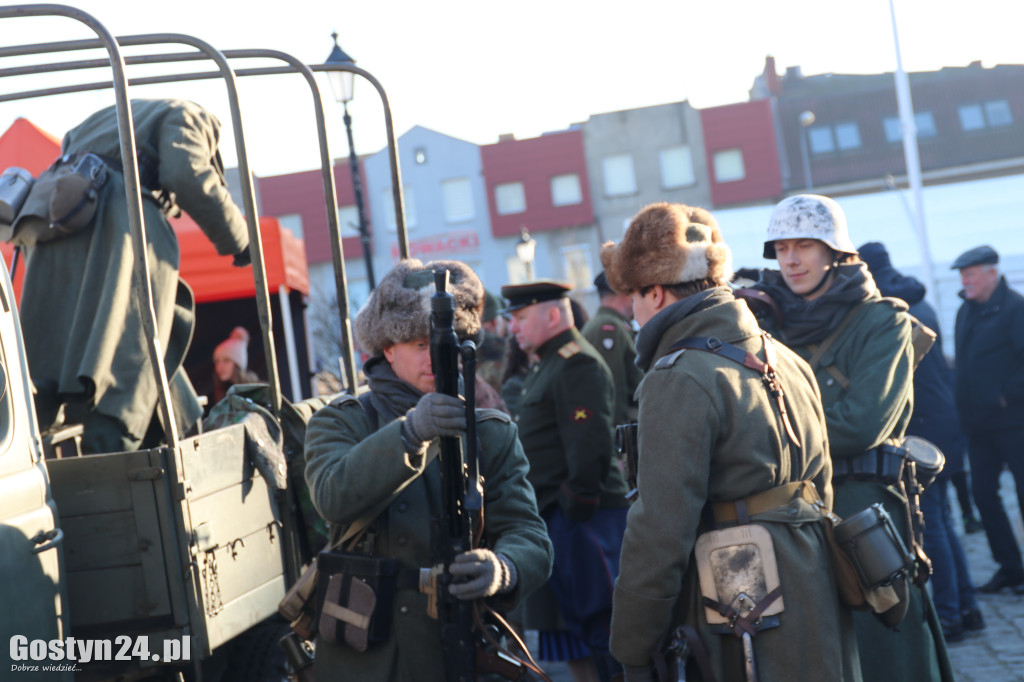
304, 259, 553, 682
604, 203, 859, 682
753, 195, 953, 682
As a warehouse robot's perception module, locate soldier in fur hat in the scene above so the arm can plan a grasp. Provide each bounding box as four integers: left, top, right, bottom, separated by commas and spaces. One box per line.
603, 202, 860, 682
304, 258, 553, 682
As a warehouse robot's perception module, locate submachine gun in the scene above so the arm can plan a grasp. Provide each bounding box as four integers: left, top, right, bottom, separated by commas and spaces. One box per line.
430, 269, 552, 682
431, 268, 482, 682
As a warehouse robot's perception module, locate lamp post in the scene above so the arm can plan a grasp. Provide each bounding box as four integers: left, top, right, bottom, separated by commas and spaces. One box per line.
325, 33, 375, 290
516, 227, 536, 282
798, 110, 816, 191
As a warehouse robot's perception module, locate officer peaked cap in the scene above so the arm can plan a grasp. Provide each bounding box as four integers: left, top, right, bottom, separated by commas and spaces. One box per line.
500, 280, 572, 314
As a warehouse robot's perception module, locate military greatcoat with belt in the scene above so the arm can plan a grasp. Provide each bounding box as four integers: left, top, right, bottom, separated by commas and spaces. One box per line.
757, 265, 953, 682
610, 287, 861, 682
19, 99, 249, 446
304, 393, 553, 682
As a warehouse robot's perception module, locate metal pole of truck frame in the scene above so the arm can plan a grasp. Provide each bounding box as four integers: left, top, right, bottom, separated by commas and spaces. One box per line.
0, 3, 181, 445
0, 25, 284, 415
0, 41, 409, 396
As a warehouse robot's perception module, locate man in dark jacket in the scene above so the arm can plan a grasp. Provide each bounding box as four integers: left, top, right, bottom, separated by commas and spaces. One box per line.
501, 279, 629, 682
951, 244, 1024, 594
860, 242, 985, 641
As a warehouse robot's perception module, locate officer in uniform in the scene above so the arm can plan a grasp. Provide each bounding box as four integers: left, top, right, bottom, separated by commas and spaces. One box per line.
501, 280, 630, 682
582, 271, 643, 428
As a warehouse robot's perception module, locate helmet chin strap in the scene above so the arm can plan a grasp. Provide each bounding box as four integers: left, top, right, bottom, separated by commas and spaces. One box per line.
801, 251, 840, 299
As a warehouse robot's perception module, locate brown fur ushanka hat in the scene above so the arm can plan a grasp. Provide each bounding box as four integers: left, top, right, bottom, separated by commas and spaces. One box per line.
354, 258, 485, 357
600, 202, 732, 294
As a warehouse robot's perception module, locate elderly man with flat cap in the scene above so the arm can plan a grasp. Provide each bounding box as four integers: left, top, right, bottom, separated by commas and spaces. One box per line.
501, 279, 629, 682
951, 244, 1024, 594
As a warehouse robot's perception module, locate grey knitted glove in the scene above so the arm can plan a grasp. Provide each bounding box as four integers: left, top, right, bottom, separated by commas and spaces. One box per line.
402, 392, 466, 447
448, 549, 517, 600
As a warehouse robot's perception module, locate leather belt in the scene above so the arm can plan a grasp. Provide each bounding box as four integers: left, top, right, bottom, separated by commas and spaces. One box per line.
833, 444, 905, 484
713, 480, 819, 524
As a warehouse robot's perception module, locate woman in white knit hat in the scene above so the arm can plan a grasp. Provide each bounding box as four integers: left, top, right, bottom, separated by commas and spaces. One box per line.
211, 326, 260, 404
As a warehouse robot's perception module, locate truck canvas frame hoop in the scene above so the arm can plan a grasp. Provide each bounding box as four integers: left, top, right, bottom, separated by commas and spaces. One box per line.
0, 4, 410, 679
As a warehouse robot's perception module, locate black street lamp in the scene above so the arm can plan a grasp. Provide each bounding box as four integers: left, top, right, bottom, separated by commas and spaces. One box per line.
325, 33, 375, 289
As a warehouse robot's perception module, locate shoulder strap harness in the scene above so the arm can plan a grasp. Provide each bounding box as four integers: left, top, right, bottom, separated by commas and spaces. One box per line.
667, 333, 802, 450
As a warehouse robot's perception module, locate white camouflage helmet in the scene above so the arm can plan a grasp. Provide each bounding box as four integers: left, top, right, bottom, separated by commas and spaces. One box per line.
763, 194, 858, 259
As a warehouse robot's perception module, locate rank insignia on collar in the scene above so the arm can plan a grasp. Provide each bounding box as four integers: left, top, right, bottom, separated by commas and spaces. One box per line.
558, 341, 582, 358
603, 338, 614, 350
572, 406, 593, 422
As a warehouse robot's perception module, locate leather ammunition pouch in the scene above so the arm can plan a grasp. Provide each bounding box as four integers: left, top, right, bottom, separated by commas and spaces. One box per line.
316, 551, 398, 651
6, 153, 109, 246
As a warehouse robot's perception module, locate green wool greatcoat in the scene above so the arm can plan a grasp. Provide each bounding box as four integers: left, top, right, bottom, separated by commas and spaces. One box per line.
610, 289, 861, 682
20, 99, 248, 444
582, 305, 643, 428
304, 396, 553, 682
769, 281, 954, 682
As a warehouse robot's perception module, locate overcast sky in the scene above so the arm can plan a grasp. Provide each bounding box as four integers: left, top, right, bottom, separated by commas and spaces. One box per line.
1, 0, 1020, 176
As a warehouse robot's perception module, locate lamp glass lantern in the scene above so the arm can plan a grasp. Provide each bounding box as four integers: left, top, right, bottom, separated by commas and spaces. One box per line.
516, 228, 537, 280
325, 34, 355, 104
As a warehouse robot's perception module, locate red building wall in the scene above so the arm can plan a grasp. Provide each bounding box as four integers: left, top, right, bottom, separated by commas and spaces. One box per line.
480, 129, 594, 237
701, 100, 783, 207
258, 161, 368, 265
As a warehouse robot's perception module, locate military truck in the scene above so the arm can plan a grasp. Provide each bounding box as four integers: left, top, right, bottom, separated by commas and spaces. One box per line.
0, 5, 410, 680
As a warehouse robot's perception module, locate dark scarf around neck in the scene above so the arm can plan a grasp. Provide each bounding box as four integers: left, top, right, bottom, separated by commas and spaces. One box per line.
364, 356, 423, 424
757, 262, 875, 346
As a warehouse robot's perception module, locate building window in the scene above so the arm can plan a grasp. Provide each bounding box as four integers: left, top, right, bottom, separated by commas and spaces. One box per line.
659, 145, 695, 189
956, 100, 1012, 131
277, 212, 304, 240
985, 100, 1013, 127
883, 112, 937, 143
808, 126, 835, 153
551, 173, 582, 207
712, 149, 745, 183
442, 178, 474, 223
495, 182, 526, 215
382, 186, 417, 231
958, 104, 985, 131
602, 154, 637, 197
337, 205, 359, 235
808, 122, 862, 153
561, 245, 593, 291
834, 122, 861, 150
